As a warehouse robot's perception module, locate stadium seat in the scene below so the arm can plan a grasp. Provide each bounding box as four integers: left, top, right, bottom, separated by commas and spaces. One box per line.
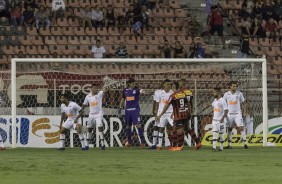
79, 36, 91, 45
85, 27, 97, 35
0, 17, 9, 26
68, 0, 80, 7
56, 36, 68, 45
51, 27, 63, 36
114, 0, 125, 8
97, 27, 108, 36
49, 45, 63, 55
148, 17, 160, 27
154, 27, 165, 36
170, 17, 181, 27
102, 36, 115, 45
26, 45, 38, 55
278, 47, 282, 57
39, 27, 51, 35
177, 36, 193, 45
20, 36, 33, 45
153, 8, 164, 17
108, 27, 120, 36
62, 27, 74, 36
124, 0, 134, 7
91, 0, 101, 8
143, 27, 154, 35
90, 36, 100, 44
3, 26, 15, 36
176, 27, 187, 36
68, 36, 80, 45
137, 36, 149, 44
163, 8, 175, 17
74, 7, 82, 17
62, 45, 75, 55
271, 38, 281, 47
159, 17, 171, 27
57, 18, 68, 27
15, 45, 26, 54
74, 45, 85, 55
169, 0, 180, 9
38, 45, 50, 55
74, 27, 85, 36
148, 35, 161, 45
102, 0, 113, 7
126, 36, 137, 45
14, 26, 26, 35
80, 0, 90, 8
32, 36, 44, 45
9, 36, 20, 46
0, 36, 9, 46
273, 57, 282, 65
120, 27, 131, 35
175, 9, 186, 17
266, 47, 277, 57
0, 55, 8, 65
26, 26, 38, 36
44, 36, 57, 45
114, 36, 125, 44
165, 27, 177, 36
259, 38, 270, 47
68, 18, 80, 26
249, 38, 259, 46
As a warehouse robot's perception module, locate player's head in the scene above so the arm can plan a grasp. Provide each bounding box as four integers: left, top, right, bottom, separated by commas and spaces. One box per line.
127, 78, 136, 88
91, 83, 99, 94
229, 81, 238, 92
96, 39, 101, 47
172, 81, 179, 91
213, 87, 222, 98
163, 79, 171, 91
60, 92, 70, 104
179, 78, 187, 89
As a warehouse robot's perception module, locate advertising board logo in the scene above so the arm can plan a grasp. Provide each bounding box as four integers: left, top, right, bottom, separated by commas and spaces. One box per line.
32, 118, 60, 144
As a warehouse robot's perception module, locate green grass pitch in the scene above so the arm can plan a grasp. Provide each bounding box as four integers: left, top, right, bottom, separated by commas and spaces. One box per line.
1, 147, 282, 184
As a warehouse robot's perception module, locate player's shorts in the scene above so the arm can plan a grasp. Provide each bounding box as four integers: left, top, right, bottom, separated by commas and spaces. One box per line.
212, 120, 225, 133
158, 113, 174, 128
87, 113, 103, 128
63, 118, 81, 130
125, 109, 140, 125
210, 24, 224, 36
226, 113, 244, 128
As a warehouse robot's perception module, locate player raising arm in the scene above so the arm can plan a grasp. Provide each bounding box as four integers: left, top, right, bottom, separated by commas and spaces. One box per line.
119, 78, 146, 147
58, 93, 86, 150
80, 83, 109, 150
223, 81, 247, 149
212, 87, 228, 151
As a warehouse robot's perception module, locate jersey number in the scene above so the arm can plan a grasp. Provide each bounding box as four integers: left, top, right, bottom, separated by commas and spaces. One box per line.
180, 99, 185, 108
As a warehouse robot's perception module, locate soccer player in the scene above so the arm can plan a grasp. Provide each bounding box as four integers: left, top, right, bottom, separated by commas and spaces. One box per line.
119, 78, 146, 147
178, 79, 202, 150
223, 81, 247, 149
211, 87, 228, 151
58, 93, 86, 150
0, 134, 5, 151
243, 99, 254, 135
154, 79, 174, 150
81, 83, 109, 150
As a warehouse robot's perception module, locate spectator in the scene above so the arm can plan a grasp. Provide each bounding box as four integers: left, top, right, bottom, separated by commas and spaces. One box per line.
105, 5, 116, 27
92, 6, 104, 28
174, 41, 186, 58
161, 40, 173, 58
195, 42, 205, 58
23, 5, 35, 26
262, 0, 275, 20
252, 0, 263, 17
0, 0, 10, 18
265, 18, 278, 38
242, 0, 254, 16
52, 0, 65, 20
125, 5, 134, 26
10, 0, 23, 9
251, 17, 265, 37
241, 16, 252, 36
10, 6, 24, 26
206, 0, 213, 16
115, 42, 128, 58
188, 16, 201, 36
24, 0, 36, 9
140, 5, 149, 27
65, 7, 75, 19
131, 4, 143, 35
80, 5, 92, 28
208, 5, 226, 49
273, 0, 282, 21
188, 42, 196, 58
237, 35, 249, 58
91, 39, 106, 58
35, 5, 50, 29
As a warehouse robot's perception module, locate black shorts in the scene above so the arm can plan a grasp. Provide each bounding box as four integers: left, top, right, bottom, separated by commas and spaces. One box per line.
210, 25, 223, 36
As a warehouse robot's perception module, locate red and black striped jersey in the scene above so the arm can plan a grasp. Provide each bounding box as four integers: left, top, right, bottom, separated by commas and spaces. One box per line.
169, 89, 193, 121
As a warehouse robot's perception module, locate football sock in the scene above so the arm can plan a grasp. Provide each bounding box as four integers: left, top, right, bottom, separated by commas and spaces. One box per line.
219, 132, 224, 150
187, 129, 200, 144
60, 134, 65, 148
227, 131, 232, 146
212, 131, 218, 149
157, 132, 163, 147
86, 132, 92, 147
137, 128, 145, 144
153, 129, 158, 146
78, 133, 85, 148
99, 131, 105, 147
241, 129, 247, 145
126, 128, 132, 144
177, 131, 185, 147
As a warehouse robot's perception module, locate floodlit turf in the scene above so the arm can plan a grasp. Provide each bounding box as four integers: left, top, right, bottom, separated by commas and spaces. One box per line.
0, 147, 282, 184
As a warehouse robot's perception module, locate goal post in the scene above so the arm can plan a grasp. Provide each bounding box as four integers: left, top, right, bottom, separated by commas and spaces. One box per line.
8, 58, 268, 148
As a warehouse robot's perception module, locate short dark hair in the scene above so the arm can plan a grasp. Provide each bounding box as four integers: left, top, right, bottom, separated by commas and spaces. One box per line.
173, 81, 179, 90
60, 92, 70, 100
91, 83, 98, 87
163, 79, 171, 83
229, 81, 238, 86
96, 39, 101, 43
214, 87, 221, 92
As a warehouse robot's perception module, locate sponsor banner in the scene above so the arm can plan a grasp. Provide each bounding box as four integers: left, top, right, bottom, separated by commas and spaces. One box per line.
0, 115, 193, 148
202, 133, 282, 146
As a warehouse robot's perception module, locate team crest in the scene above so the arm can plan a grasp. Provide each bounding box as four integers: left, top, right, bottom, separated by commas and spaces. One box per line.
133, 90, 136, 94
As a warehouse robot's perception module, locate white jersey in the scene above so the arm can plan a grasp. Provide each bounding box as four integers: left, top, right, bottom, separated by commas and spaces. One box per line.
212, 97, 228, 121
61, 101, 81, 121
156, 90, 173, 114
52, 0, 65, 11
153, 89, 162, 102
83, 91, 104, 115
223, 91, 245, 114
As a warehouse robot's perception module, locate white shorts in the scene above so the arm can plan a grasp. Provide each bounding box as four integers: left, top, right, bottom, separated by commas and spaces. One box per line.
87, 113, 103, 128
158, 113, 174, 128
226, 113, 244, 128
212, 120, 225, 133
63, 119, 81, 130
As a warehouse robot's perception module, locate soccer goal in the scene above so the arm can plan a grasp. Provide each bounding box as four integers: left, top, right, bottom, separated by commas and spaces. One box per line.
2, 58, 268, 148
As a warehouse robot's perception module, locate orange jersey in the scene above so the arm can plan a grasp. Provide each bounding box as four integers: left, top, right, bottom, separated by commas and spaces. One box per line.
169, 89, 193, 121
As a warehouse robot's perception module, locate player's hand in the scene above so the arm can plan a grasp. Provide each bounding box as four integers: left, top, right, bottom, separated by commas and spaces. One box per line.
220, 118, 224, 123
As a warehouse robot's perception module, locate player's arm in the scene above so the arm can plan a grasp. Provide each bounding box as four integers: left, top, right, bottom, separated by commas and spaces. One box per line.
60, 112, 66, 128
156, 103, 170, 121
74, 104, 83, 124
153, 101, 159, 116
221, 99, 229, 123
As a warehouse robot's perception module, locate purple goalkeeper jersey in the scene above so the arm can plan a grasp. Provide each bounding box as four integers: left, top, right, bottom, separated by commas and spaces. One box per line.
122, 88, 141, 110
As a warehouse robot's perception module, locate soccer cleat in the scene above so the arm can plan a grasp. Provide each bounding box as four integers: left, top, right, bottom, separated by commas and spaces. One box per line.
125, 143, 132, 147
57, 147, 65, 151
224, 145, 232, 149
140, 143, 145, 148
80, 147, 88, 151
85, 146, 89, 150
168, 146, 175, 151
156, 146, 162, 150
0, 147, 6, 151
100, 145, 106, 150
212, 148, 217, 152
148, 145, 157, 150
244, 144, 248, 149
218, 149, 223, 152
171, 146, 183, 151
194, 142, 202, 150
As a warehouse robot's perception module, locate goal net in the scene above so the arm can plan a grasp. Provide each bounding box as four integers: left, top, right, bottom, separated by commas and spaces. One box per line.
0, 58, 267, 148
